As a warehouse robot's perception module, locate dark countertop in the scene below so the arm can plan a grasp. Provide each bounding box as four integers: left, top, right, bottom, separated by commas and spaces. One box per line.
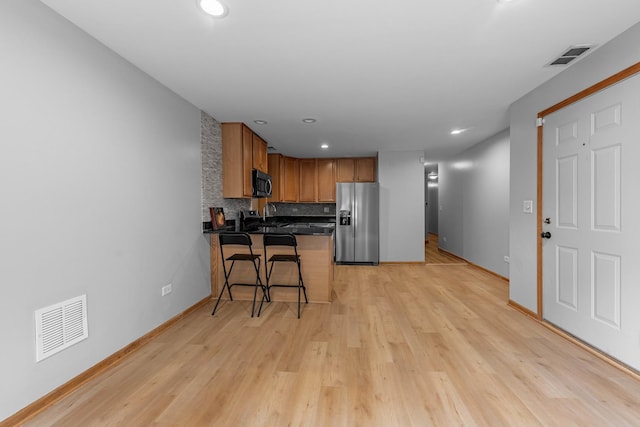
203, 217, 335, 236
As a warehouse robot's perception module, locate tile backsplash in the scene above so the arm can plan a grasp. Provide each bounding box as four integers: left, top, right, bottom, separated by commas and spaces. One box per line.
272, 203, 335, 217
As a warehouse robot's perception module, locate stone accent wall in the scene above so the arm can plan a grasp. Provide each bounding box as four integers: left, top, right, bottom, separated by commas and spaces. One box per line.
201, 111, 249, 222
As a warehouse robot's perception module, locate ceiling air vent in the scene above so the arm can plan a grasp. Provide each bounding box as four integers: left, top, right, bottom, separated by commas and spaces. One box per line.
547, 44, 595, 67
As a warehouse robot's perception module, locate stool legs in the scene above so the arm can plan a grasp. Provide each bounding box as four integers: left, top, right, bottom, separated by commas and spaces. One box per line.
296, 258, 309, 319
265, 256, 308, 319
212, 255, 267, 318
252, 259, 267, 318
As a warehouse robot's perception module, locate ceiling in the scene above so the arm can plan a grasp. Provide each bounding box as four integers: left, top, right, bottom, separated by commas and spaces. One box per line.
40, 0, 640, 160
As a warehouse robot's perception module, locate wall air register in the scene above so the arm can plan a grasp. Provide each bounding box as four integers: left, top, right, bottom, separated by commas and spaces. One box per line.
547, 45, 595, 66
35, 294, 88, 362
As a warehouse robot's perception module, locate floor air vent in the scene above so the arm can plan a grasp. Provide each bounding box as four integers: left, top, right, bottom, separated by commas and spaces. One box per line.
547, 44, 595, 67
35, 295, 88, 362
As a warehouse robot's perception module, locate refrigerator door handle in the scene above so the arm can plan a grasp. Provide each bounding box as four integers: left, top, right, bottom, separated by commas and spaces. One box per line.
352, 194, 357, 238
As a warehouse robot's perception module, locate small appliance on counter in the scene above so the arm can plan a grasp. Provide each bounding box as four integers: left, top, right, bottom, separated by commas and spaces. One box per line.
240, 209, 262, 230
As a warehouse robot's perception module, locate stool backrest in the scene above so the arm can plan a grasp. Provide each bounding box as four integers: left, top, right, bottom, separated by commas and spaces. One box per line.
219, 232, 253, 247
263, 233, 297, 248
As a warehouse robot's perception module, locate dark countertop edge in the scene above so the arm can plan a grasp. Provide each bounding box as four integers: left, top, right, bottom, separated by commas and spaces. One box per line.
204, 227, 334, 236
262, 215, 336, 222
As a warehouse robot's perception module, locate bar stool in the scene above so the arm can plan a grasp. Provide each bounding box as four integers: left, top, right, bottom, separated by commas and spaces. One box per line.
212, 232, 267, 318
263, 233, 308, 318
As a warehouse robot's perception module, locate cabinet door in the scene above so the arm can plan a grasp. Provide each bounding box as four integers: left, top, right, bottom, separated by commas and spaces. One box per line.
317, 158, 336, 202
283, 157, 299, 202
355, 157, 376, 182
298, 159, 318, 202
336, 158, 355, 182
267, 153, 283, 202
222, 122, 253, 198
252, 133, 268, 172
242, 125, 253, 196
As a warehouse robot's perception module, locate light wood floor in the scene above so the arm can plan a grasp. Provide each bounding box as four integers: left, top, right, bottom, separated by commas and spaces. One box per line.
425, 233, 466, 265
22, 262, 640, 426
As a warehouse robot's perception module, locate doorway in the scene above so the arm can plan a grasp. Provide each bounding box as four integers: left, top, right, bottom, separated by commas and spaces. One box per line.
538, 64, 640, 371
424, 164, 439, 241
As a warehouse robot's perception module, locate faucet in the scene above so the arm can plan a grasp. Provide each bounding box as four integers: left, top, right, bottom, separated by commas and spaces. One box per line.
263, 203, 276, 221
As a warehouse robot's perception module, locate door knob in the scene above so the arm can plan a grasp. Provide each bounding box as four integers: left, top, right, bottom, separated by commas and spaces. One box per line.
540, 231, 551, 239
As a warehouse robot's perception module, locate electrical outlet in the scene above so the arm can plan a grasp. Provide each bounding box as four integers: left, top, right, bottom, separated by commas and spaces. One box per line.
324, 207, 330, 213
442, 236, 447, 242
292, 207, 298, 212
161, 283, 172, 296
504, 256, 510, 263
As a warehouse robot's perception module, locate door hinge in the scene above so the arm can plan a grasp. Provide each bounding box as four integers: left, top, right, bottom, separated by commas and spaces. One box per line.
536, 117, 545, 127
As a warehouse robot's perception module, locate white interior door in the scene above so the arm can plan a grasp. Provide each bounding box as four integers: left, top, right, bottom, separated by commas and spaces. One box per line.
542, 74, 640, 370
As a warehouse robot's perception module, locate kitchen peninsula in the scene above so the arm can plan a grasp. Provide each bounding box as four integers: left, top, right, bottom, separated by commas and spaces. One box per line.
205, 219, 334, 304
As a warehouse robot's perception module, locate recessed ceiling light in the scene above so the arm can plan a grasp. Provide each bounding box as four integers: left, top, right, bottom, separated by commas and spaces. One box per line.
320, 143, 329, 149
198, 0, 228, 17
254, 120, 267, 125
302, 118, 316, 124
450, 128, 467, 135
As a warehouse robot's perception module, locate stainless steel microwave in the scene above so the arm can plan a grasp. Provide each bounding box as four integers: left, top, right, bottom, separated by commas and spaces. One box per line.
252, 169, 272, 198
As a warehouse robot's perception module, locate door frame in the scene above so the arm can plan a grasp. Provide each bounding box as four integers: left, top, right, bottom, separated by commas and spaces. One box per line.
536, 61, 640, 319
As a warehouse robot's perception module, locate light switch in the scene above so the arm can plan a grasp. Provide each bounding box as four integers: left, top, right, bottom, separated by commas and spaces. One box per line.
523, 200, 533, 214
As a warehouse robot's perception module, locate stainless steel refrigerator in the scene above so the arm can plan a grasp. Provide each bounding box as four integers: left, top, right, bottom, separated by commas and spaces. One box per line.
335, 182, 379, 264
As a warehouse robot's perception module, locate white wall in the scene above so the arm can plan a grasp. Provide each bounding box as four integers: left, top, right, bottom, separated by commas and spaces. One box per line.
0, 0, 210, 420
378, 151, 425, 262
438, 130, 510, 277
509, 22, 640, 312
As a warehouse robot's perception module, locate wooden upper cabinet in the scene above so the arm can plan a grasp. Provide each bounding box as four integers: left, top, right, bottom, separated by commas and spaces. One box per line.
317, 158, 336, 202
336, 158, 355, 182
282, 156, 299, 202
260, 154, 376, 203
222, 122, 253, 198
336, 157, 376, 182
298, 159, 318, 202
242, 126, 253, 196
252, 133, 268, 173
355, 157, 376, 182
222, 122, 275, 198
267, 153, 284, 202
